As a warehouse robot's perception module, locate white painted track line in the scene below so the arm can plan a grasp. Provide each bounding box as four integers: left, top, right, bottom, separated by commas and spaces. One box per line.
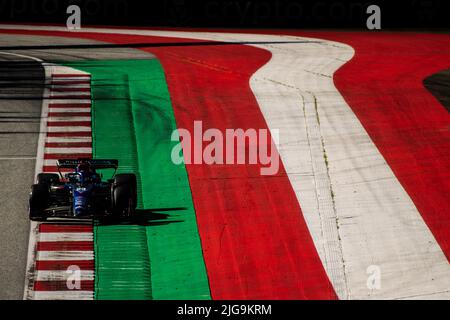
0, 51, 46, 301
25, 59, 49, 300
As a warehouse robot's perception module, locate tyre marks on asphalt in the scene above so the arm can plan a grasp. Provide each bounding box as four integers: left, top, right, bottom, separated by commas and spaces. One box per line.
27, 66, 94, 300
424, 68, 450, 113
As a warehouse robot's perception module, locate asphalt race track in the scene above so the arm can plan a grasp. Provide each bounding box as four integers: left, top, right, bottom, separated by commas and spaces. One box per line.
0, 52, 42, 299
0, 25, 448, 300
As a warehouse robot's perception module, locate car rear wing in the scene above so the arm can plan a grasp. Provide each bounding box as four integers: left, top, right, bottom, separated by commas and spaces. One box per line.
56, 159, 119, 169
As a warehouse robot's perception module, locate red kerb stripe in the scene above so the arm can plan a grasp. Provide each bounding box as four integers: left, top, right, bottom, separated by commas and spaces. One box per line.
46, 132, 92, 137
50, 87, 91, 92
43, 166, 72, 173
48, 112, 91, 117
39, 224, 93, 233
47, 121, 91, 127
50, 80, 90, 85
48, 95, 91, 100
45, 142, 92, 148
34, 280, 94, 291
44, 154, 92, 160
52, 74, 90, 78
37, 241, 93, 251
48, 103, 91, 109
35, 260, 94, 271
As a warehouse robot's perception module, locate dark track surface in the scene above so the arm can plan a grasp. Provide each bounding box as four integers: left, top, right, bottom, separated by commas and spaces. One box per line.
0, 54, 43, 300
424, 68, 450, 113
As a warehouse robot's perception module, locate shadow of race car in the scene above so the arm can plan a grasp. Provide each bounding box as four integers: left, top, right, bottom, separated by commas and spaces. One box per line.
29, 159, 137, 221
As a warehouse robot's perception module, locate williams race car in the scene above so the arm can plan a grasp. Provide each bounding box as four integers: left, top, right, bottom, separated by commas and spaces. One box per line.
29, 159, 137, 221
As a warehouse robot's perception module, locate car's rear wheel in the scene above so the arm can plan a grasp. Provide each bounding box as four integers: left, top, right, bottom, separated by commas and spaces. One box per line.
29, 184, 49, 221
37, 173, 60, 185
111, 174, 137, 217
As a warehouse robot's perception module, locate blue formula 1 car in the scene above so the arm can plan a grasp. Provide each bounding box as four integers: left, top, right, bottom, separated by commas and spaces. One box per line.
29, 159, 137, 221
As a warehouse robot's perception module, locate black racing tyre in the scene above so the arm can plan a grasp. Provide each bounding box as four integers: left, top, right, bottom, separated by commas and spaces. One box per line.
29, 184, 49, 221
111, 174, 137, 217
37, 173, 60, 185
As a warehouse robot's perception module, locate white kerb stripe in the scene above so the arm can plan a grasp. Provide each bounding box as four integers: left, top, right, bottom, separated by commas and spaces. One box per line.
46, 99, 91, 104
44, 148, 92, 154
47, 126, 91, 132
36, 251, 94, 261
51, 84, 90, 89
39, 233, 94, 242
49, 91, 91, 97
47, 117, 91, 122
46, 137, 92, 143
33, 291, 93, 300
47, 107, 91, 113
36, 270, 94, 281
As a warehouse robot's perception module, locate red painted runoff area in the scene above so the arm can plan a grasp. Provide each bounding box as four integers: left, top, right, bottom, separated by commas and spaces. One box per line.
295, 32, 450, 261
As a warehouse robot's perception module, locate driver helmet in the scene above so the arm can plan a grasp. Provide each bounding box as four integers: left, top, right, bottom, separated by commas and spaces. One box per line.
76, 162, 92, 174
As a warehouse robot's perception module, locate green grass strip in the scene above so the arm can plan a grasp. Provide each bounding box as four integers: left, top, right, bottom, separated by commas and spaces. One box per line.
62, 59, 211, 300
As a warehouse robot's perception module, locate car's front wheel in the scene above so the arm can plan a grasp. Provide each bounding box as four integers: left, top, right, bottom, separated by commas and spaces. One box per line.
111, 174, 137, 217
29, 184, 49, 221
